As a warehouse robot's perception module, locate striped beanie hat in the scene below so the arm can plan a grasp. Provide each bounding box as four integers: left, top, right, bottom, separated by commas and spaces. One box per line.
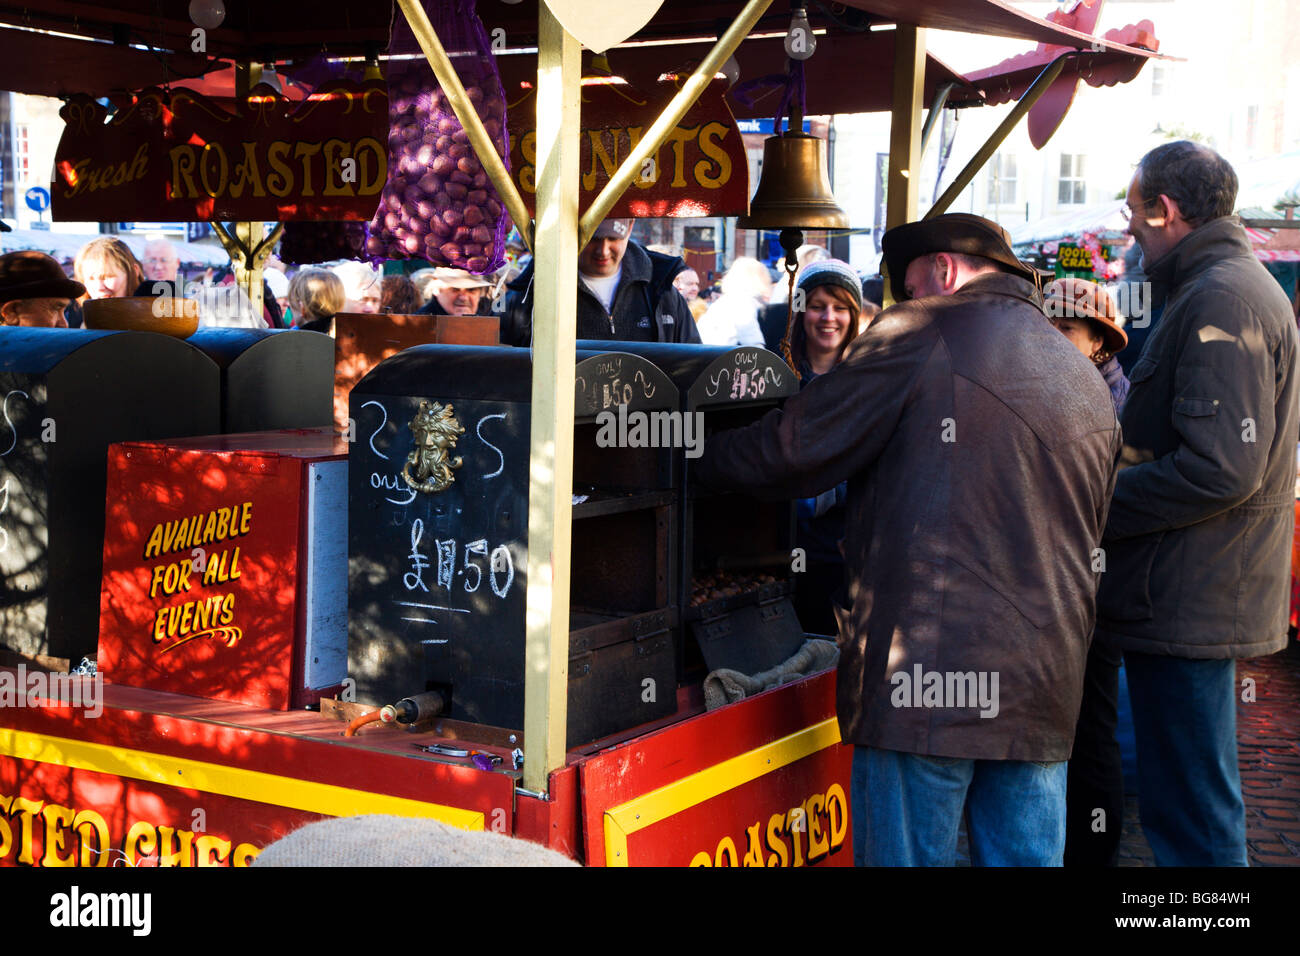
795, 259, 863, 313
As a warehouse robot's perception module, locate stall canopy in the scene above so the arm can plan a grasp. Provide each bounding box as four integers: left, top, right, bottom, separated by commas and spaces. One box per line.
1009, 200, 1127, 248
0, 0, 1161, 107
159, 31, 977, 120
1240, 208, 1300, 264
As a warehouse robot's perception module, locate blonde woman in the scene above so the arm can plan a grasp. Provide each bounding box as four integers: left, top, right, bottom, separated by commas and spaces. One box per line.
697, 257, 772, 346
288, 269, 346, 335
73, 237, 143, 300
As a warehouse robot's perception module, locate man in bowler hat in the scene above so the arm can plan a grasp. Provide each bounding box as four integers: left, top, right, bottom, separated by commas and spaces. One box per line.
699, 214, 1121, 866
0, 251, 83, 328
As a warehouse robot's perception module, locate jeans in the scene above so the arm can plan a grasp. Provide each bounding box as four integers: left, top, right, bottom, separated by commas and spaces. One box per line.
852, 746, 1068, 866
1123, 652, 1248, 866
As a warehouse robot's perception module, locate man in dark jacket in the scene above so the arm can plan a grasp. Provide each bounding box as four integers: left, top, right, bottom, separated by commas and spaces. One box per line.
699, 214, 1120, 866
1097, 142, 1299, 866
498, 218, 700, 347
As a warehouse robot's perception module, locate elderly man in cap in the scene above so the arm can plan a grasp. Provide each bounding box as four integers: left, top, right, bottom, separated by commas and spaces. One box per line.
699, 213, 1120, 866
418, 268, 492, 317
500, 218, 700, 346
0, 251, 83, 328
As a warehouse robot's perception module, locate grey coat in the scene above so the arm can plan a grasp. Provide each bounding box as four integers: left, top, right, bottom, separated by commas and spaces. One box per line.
698, 273, 1120, 761
1095, 218, 1299, 658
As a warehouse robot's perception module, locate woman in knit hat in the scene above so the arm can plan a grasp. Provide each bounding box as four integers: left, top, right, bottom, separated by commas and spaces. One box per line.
786, 258, 868, 636
1043, 277, 1130, 412
786, 258, 865, 382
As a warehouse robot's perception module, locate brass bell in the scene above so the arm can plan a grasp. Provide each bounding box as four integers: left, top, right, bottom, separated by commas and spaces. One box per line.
737, 131, 849, 230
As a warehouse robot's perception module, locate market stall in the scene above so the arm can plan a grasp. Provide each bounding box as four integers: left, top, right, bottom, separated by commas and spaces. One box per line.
0, 0, 1162, 867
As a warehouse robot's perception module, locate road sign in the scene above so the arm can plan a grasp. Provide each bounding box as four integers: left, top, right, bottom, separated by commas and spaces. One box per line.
24, 186, 50, 213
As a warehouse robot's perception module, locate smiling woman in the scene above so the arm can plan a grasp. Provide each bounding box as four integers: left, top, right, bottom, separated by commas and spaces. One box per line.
73, 237, 143, 301
788, 258, 863, 380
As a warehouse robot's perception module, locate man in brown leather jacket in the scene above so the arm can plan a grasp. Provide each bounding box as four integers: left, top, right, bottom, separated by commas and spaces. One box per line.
1096, 142, 1299, 866
698, 214, 1120, 866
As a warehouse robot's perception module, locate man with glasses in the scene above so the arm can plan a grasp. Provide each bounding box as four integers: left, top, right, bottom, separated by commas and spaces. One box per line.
1096, 141, 1299, 865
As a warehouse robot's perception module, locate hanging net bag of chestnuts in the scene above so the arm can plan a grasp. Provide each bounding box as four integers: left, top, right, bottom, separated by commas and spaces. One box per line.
368, 0, 511, 274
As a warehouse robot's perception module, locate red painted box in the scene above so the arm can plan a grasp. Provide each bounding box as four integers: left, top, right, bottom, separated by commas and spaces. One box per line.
97, 428, 348, 709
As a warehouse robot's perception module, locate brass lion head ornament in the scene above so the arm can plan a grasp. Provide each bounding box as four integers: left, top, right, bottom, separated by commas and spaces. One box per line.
403, 401, 465, 494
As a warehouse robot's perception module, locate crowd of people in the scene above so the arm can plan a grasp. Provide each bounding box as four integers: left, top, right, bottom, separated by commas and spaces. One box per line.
2, 140, 1296, 871
0, 234, 518, 334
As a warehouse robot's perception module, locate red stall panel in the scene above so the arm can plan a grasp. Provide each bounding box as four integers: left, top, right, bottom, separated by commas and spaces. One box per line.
98, 429, 347, 710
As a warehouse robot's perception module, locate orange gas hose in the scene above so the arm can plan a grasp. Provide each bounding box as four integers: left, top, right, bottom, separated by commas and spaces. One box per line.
344, 710, 384, 737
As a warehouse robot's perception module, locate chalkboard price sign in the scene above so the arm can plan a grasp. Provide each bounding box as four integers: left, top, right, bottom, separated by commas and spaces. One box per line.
574, 351, 674, 420
693, 347, 795, 408
348, 389, 531, 720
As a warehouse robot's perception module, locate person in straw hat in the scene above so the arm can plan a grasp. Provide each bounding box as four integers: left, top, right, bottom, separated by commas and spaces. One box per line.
1044, 276, 1130, 413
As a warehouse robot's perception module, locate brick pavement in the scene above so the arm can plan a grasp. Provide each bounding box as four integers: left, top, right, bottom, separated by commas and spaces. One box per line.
1116, 638, 1300, 867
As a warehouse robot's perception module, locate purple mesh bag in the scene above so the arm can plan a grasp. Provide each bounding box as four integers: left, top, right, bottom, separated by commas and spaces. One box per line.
366, 0, 510, 274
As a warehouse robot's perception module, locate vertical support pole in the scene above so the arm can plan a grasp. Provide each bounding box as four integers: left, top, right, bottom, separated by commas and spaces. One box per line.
886, 25, 926, 232
235, 221, 267, 320
522, 3, 581, 794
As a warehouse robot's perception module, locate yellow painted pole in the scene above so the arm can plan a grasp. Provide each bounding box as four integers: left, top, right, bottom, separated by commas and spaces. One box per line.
925, 54, 1072, 220
395, 0, 535, 250
885, 25, 925, 232
578, 0, 774, 248
522, 2, 581, 794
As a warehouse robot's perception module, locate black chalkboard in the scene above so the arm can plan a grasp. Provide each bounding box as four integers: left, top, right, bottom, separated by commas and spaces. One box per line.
347, 379, 531, 722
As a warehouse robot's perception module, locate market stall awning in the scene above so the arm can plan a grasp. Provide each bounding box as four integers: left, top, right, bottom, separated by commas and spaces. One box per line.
492, 31, 976, 119
1240, 208, 1300, 263
0, 0, 1166, 94
1009, 199, 1127, 247
837, 0, 1160, 52
169, 30, 975, 120
961, 23, 1161, 110
0, 27, 221, 99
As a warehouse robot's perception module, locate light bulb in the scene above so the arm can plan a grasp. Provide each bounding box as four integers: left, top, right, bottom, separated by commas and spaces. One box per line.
188, 0, 226, 29
721, 55, 740, 87
785, 7, 816, 61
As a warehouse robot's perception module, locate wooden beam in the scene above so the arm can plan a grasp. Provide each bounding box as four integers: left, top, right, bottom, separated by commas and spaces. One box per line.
926, 53, 1071, 220
886, 24, 925, 232
521, 2, 581, 795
